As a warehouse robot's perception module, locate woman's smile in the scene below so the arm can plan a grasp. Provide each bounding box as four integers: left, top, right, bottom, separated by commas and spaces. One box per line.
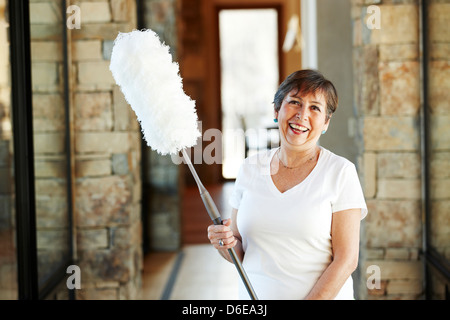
276, 90, 329, 148
288, 123, 310, 134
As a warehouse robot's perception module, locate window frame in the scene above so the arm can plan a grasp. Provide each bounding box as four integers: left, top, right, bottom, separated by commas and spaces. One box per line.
9, 0, 74, 300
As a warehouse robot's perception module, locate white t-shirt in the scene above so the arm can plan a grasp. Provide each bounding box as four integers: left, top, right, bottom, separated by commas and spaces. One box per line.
229, 146, 368, 300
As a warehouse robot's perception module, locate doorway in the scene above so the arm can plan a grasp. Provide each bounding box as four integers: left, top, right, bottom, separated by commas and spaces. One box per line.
178, 0, 301, 245
218, 8, 281, 179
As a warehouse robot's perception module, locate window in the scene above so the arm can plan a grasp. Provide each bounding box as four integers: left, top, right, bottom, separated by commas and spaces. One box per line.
422, 1, 450, 300
29, 0, 72, 294
2, 0, 74, 299
0, 0, 18, 300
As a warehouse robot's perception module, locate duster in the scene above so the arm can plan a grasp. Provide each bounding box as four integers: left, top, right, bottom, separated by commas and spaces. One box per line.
109, 29, 257, 300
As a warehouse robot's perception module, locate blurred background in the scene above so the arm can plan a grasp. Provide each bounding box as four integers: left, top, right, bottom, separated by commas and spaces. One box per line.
0, 0, 448, 300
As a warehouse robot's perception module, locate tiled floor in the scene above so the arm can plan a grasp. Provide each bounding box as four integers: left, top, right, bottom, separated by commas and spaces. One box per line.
138, 244, 239, 300
138, 250, 178, 300
170, 244, 239, 300
138, 182, 240, 300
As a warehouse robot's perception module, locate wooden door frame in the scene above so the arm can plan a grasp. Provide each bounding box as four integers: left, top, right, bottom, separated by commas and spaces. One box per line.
177, 0, 300, 185
205, 0, 293, 182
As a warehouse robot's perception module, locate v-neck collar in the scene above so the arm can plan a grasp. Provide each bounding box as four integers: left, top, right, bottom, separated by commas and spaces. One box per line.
266, 146, 324, 196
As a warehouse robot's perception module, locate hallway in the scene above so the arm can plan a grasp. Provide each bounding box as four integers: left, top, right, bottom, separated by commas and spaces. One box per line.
139, 182, 239, 300
181, 182, 235, 244
138, 244, 239, 300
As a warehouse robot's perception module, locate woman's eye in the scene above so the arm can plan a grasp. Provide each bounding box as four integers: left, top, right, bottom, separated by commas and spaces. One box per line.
311, 105, 320, 111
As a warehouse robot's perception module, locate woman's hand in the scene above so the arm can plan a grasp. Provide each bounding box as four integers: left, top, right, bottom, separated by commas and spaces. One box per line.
207, 219, 238, 250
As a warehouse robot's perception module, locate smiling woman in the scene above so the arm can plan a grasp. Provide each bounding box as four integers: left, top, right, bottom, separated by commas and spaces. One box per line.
277, 92, 328, 154
273, 70, 338, 169
207, 69, 368, 300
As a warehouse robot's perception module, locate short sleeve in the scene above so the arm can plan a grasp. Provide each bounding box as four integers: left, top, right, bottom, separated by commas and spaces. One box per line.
331, 163, 368, 220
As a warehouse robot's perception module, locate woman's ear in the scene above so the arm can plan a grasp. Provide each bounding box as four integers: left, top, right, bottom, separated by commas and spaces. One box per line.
323, 115, 331, 132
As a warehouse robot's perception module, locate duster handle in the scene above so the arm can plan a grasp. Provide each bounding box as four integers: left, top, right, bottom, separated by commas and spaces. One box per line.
181, 149, 258, 300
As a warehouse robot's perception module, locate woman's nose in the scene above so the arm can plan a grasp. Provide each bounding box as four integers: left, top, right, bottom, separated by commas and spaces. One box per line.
295, 106, 308, 120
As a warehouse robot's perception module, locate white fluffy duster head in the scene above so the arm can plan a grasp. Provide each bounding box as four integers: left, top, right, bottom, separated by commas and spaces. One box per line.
109, 29, 201, 155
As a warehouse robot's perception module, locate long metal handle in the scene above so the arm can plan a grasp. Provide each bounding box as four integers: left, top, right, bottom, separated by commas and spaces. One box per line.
213, 216, 258, 300
181, 149, 258, 300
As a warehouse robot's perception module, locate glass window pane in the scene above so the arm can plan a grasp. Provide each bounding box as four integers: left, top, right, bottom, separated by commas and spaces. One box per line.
426, 1, 450, 300
219, 9, 280, 179
0, 0, 18, 300
29, 0, 71, 291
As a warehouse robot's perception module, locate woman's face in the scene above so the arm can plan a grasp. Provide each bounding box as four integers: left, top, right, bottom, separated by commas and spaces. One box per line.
275, 89, 330, 151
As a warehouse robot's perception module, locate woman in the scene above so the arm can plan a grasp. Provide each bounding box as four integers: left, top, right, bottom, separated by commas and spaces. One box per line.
207, 69, 368, 300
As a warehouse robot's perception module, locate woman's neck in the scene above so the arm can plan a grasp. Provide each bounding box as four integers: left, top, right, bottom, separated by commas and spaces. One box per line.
277, 145, 319, 169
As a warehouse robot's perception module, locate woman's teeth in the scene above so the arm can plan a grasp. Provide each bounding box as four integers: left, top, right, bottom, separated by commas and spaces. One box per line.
289, 123, 309, 132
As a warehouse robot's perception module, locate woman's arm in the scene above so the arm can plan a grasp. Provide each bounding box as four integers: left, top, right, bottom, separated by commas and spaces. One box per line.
304, 208, 361, 300
207, 208, 245, 263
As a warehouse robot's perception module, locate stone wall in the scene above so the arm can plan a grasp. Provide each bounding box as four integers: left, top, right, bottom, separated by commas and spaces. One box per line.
352, 0, 424, 299
353, 0, 450, 299
70, 0, 142, 299
29, 0, 142, 299
0, 0, 142, 300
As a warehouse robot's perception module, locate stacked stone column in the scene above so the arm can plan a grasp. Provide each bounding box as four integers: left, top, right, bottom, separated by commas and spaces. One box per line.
352, 0, 450, 299
352, 0, 423, 299
70, 0, 142, 299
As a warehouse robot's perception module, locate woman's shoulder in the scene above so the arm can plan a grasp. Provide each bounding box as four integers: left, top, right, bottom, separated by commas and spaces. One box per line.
320, 147, 356, 171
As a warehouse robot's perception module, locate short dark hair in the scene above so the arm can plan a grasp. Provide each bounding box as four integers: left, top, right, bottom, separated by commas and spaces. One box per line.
273, 69, 338, 121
